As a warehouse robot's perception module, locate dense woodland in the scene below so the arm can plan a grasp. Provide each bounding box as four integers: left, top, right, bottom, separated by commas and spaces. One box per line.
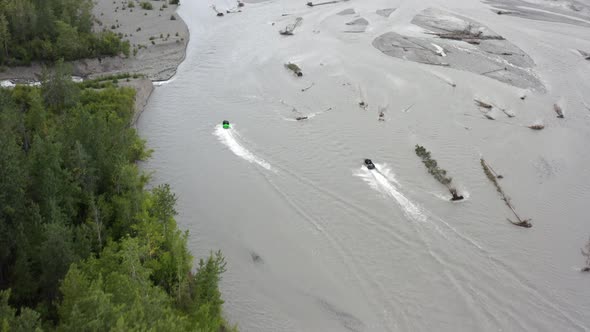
0, 0, 129, 66
0, 62, 231, 331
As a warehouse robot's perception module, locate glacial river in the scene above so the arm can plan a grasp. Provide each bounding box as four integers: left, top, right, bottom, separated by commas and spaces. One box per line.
138, 0, 590, 330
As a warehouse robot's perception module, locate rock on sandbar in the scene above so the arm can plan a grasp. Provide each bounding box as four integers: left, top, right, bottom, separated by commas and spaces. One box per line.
376, 8, 396, 17
346, 18, 369, 25
337, 8, 355, 15
345, 17, 369, 33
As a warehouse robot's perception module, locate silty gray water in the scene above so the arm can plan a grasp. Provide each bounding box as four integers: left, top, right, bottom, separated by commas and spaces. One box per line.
138, 0, 590, 330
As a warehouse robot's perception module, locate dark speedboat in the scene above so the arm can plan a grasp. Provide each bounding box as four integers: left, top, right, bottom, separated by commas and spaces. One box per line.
364, 159, 375, 170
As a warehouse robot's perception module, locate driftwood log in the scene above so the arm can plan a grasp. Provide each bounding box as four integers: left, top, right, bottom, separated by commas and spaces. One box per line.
285, 63, 303, 77
475, 99, 493, 109
279, 17, 302, 35
307, 1, 342, 7
554, 104, 564, 118
481, 158, 532, 228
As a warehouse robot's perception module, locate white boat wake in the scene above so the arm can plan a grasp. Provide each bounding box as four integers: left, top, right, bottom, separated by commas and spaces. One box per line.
356, 163, 483, 245
281, 111, 320, 122
355, 163, 426, 223
214, 125, 273, 171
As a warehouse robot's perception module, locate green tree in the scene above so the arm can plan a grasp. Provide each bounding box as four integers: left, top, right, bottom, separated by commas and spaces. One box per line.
0, 78, 232, 329
0, 0, 129, 64
0, 148, 24, 296
38, 222, 79, 304
54, 21, 82, 60
194, 251, 227, 319
59, 239, 190, 331
0, 14, 9, 63
58, 266, 118, 332
41, 60, 80, 110
0, 290, 43, 332
4, 0, 36, 44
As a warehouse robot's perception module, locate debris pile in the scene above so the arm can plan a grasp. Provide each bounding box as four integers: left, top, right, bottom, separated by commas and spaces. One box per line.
358, 86, 368, 110
285, 62, 303, 77
554, 103, 564, 118
428, 24, 505, 45
211, 5, 224, 16
475, 99, 495, 120
475, 99, 493, 109
377, 105, 388, 121
528, 124, 544, 130
474, 98, 514, 119
280, 17, 303, 35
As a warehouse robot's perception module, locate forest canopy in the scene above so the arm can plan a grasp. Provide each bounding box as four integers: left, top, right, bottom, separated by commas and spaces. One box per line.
0, 0, 129, 66
0, 63, 231, 331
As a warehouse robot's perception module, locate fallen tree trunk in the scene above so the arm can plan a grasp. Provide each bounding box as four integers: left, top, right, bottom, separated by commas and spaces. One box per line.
307, 1, 341, 7
280, 17, 303, 35
416, 145, 464, 201
528, 124, 544, 130
481, 158, 532, 228
429, 32, 505, 41
301, 82, 314, 92
474, 99, 493, 109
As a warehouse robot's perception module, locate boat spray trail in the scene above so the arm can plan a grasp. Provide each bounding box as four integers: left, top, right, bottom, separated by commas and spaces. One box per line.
214, 125, 273, 171
355, 163, 427, 223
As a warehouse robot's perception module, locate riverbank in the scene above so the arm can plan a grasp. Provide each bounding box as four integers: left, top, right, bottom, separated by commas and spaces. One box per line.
0, 0, 189, 120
